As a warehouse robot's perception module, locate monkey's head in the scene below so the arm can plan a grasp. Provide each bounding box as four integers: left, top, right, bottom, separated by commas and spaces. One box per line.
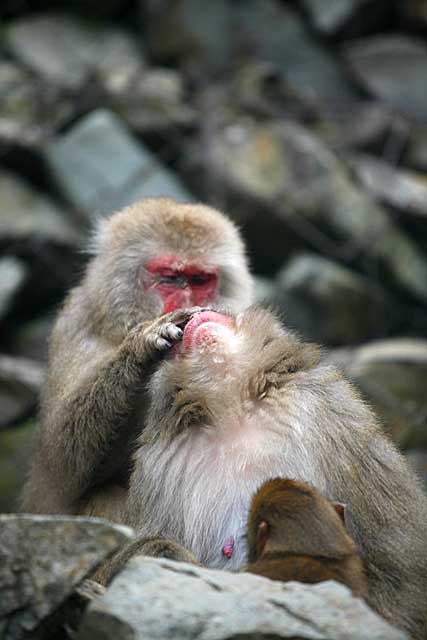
85, 198, 253, 338
247, 478, 354, 563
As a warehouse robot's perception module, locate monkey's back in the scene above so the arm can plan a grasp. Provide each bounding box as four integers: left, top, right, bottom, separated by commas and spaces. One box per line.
246, 552, 368, 598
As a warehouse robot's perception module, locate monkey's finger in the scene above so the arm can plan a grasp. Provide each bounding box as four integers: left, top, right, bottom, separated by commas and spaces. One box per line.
170, 306, 212, 328
160, 323, 184, 342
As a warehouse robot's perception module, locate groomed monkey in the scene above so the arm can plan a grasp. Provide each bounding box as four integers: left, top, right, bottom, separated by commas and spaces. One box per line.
20, 198, 253, 520
246, 478, 368, 598
125, 307, 427, 639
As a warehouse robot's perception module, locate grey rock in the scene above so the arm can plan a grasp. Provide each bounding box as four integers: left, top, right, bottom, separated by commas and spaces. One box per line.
302, 0, 368, 34
145, 0, 232, 70
0, 422, 33, 512
233, 0, 357, 108
11, 317, 53, 363
206, 119, 427, 301
253, 276, 276, 306
0, 515, 133, 640
45, 109, 193, 220
0, 258, 27, 323
5, 13, 143, 90
344, 36, 427, 123
79, 556, 407, 640
404, 125, 427, 171
328, 339, 427, 447
0, 354, 44, 428
0, 171, 81, 246
0, 61, 73, 148
347, 152, 427, 217
104, 65, 195, 133
275, 254, 397, 346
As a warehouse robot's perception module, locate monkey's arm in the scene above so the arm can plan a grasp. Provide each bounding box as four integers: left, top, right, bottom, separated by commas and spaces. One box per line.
21, 308, 200, 515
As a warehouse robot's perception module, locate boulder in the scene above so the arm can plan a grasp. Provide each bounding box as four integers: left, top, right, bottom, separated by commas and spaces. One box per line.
0, 515, 133, 640
45, 110, 193, 220
79, 556, 407, 640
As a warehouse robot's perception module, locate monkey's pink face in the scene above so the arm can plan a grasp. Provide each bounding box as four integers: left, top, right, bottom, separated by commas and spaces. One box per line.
144, 256, 218, 313
182, 311, 235, 352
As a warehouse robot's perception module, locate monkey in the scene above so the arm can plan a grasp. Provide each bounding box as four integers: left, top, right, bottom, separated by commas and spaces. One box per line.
20, 198, 253, 521
123, 306, 427, 640
245, 477, 368, 598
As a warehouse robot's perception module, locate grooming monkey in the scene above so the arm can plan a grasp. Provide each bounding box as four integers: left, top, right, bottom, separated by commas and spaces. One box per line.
124, 307, 427, 639
21, 198, 253, 520
245, 477, 368, 598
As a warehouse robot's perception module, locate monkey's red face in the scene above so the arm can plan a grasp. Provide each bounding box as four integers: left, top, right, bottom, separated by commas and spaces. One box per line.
145, 256, 218, 313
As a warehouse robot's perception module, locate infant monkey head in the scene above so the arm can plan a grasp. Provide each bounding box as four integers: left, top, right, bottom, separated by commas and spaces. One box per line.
246, 478, 368, 598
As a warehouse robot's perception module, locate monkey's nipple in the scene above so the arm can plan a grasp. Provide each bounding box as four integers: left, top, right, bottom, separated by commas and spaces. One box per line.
183, 311, 234, 351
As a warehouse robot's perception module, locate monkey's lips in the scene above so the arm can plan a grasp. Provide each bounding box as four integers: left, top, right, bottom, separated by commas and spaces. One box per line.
183, 311, 234, 351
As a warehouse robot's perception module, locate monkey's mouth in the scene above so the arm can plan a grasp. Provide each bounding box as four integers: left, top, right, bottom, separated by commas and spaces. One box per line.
183, 311, 234, 351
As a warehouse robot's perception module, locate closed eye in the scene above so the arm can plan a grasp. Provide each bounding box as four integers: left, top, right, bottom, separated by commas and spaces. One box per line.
159, 274, 185, 286
189, 273, 213, 286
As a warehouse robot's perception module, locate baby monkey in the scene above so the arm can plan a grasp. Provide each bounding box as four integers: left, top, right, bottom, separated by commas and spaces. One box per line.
246, 478, 368, 598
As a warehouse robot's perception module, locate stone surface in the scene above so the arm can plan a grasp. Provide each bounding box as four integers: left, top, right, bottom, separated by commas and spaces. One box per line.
206, 118, 427, 301
45, 110, 193, 219
347, 152, 427, 218
0, 257, 27, 323
404, 125, 427, 171
5, 13, 143, 90
0, 354, 44, 428
0, 515, 133, 640
145, 0, 232, 70
0, 61, 73, 148
104, 65, 195, 133
344, 36, 427, 122
275, 253, 397, 345
302, 0, 368, 34
0, 171, 80, 245
0, 422, 33, 512
328, 339, 427, 446
233, 0, 357, 108
79, 556, 407, 640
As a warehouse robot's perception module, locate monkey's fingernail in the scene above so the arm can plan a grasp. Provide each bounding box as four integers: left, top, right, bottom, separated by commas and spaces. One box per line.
176, 328, 183, 338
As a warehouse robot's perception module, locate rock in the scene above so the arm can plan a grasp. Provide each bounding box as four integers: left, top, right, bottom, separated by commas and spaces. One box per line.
0, 61, 73, 149
0, 422, 33, 512
347, 152, 427, 218
79, 556, 407, 640
302, 0, 370, 34
0, 515, 134, 640
0, 171, 81, 246
0, 354, 44, 428
404, 125, 427, 171
206, 118, 427, 301
328, 339, 427, 447
344, 36, 427, 123
406, 449, 427, 489
253, 275, 276, 306
45, 109, 193, 220
104, 65, 195, 133
314, 102, 393, 151
0, 258, 27, 324
233, 0, 357, 109
144, 0, 232, 70
10, 317, 53, 363
275, 254, 398, 346
5, 13, 143, 90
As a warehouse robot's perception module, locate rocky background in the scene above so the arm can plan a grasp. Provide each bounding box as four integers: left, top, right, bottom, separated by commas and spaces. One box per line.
1, 1, 427, 638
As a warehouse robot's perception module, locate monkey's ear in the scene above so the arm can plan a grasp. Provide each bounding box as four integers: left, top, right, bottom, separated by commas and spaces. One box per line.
256, 520, 269, 558
332, 502, 347, 525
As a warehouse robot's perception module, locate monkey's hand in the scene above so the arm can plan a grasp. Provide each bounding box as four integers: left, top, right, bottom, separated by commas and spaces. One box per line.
127, 306, 209, 360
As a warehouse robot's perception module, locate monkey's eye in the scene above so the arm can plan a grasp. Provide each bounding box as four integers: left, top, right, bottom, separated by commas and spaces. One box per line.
189, 273, 212, 286
158, 272, 186, 287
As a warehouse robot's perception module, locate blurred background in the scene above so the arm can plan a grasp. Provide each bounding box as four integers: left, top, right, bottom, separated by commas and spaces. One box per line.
1, 0, 427, 511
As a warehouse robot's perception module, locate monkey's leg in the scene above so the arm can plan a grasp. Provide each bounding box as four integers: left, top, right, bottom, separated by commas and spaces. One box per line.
93, 537, 200, 585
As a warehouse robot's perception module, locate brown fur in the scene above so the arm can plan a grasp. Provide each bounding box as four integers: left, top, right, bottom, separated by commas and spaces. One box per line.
246, 478, 368, 598
20, 198, 253, 520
